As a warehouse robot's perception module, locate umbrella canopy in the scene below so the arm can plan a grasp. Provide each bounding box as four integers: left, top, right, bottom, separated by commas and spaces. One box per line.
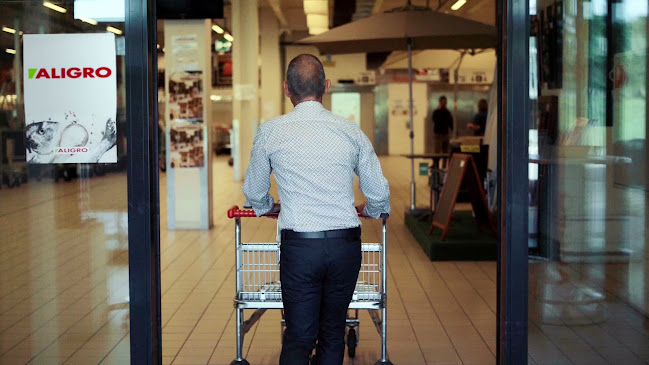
298, 8, 497, 54
298, 5, 497, 213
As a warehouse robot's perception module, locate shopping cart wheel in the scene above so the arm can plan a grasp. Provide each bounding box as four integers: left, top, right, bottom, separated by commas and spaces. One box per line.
347, 328, 357, 358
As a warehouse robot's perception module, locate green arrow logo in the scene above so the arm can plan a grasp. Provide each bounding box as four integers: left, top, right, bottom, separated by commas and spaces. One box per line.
28, 68, 37, 79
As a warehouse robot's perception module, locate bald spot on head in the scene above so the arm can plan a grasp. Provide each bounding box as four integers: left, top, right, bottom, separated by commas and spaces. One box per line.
286, 54, 326, 102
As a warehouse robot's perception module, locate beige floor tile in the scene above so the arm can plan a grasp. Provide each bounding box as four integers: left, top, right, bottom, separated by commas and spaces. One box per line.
9, 156, 649, 365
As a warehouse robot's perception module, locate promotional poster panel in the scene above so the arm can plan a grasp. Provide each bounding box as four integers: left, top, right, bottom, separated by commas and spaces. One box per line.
169, 122, 205, 168
23, 33, 117, 164
331, 92, 361, 126
168, 71, 203, 123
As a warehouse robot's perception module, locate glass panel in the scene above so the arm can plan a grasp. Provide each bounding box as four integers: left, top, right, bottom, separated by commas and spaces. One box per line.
331, 92, 361, 126
529, 0, 648, 363
0, 1, 130, 363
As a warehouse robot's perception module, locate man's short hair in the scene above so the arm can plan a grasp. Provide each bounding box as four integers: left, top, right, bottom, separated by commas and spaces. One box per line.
439, 96, 447, 102
286, 54, 326, 101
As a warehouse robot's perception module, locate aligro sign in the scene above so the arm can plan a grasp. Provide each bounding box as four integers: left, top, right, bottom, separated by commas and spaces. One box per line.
28, 67, 112, 79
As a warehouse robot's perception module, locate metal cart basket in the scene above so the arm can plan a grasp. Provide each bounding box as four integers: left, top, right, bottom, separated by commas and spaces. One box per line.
227, 206, 393, 365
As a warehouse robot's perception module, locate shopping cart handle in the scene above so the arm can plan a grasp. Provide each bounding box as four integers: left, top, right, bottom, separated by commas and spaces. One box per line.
228, 206, 278, 218
227, 205, 383, 219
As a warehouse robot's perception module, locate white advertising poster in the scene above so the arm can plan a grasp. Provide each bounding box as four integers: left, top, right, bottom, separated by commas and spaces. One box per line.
331, 92, 361, 126
171, 35, 199, 72
23, 33, 117, 164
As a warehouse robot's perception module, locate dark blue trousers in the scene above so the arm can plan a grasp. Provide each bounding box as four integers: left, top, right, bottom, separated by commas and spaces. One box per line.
279, 228, 362, 365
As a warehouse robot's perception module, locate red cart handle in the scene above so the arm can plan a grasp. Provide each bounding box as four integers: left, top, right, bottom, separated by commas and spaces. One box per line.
228, 205, 278, 218
227, 205, 380, 219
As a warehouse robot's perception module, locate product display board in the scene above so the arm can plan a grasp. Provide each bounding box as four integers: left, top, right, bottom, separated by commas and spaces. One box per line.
23, 33, 117, 164
331, 92, 361, 126
431, 153, 496, 240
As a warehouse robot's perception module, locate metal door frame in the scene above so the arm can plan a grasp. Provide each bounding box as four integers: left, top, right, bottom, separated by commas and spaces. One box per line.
125, 0, 162, 363
496, 0, 529, 363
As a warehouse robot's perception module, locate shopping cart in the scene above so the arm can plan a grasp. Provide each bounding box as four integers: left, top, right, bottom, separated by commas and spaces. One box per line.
227, 206, 393, 365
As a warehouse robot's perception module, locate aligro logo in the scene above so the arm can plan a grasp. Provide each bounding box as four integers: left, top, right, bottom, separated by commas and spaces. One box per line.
28, 67, 112, 79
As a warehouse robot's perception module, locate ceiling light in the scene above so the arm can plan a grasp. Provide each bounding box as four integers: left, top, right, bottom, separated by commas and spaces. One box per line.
80, 17, 98, 25
303, 0, 329, 36
306, 13, 328, 33
303, 0, 328, 14
43, 2, 67, 13
19, 31, 23, 35
6, 49, 16, 54
212, 25, 224, 34
106, 26, 122, 35
451, 0, 466, 10
223, 33, 234, 42
2, 27, 16, 34
308, 27, 328, 35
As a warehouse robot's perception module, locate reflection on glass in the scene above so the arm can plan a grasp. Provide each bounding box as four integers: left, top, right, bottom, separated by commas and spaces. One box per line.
0, 1, 130, 363
529, 0, 648, 363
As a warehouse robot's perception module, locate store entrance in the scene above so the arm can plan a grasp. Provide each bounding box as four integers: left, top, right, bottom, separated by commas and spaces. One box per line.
154, 1, 505, 365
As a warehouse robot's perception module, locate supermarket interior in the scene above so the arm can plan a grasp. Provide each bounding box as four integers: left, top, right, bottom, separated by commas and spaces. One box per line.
0, 0, 648, 364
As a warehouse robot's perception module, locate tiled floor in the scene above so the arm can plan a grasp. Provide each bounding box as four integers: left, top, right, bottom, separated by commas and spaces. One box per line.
1, 156, 648, 364
0, 156, 497, 365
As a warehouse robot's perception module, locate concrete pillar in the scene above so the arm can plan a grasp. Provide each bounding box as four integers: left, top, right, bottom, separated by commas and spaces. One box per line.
232, 0, 259, 181
164, 20, 214, 230
260, 7, 282, 122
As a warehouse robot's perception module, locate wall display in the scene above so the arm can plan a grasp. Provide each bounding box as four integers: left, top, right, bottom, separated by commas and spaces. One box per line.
331, 92, 361, 125
171, 35, 200, 72
455, 69, 490, 84
23, 33, 117, 164
414, 68, 449, 82
215, 53, 232, 86
389, 98, 417, 117
169, 122, 204, 168
168, 71, 203, 122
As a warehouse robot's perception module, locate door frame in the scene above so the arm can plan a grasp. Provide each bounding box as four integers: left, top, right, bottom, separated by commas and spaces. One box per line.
496, 0, 530, 363
121, 0, 533, 362
125, 0, 163, 363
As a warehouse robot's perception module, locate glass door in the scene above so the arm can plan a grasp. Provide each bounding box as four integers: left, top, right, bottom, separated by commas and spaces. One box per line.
0, 1, 160, 364
527, 0, 648, 363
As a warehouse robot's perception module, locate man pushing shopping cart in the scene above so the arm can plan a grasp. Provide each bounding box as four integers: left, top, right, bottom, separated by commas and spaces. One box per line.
237, 54, 392, 365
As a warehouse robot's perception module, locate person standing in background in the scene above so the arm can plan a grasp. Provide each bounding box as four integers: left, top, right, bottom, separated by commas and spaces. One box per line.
467, 99, 488, 136
432, 96, 453, 154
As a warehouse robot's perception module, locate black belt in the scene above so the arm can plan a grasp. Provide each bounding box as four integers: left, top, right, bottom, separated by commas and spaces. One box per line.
281, 226, 360, 240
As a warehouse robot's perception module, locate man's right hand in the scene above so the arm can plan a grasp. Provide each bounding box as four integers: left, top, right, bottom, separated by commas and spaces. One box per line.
266, 203, 281, 219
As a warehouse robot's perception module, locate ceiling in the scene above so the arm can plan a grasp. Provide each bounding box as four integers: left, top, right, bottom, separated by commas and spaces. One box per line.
262, 0, 495, 43
0, 0, 495, 65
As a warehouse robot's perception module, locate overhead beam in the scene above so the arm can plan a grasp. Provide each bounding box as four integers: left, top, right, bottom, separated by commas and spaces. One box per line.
268, 0, 288, 28
372, 0, 384, 14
